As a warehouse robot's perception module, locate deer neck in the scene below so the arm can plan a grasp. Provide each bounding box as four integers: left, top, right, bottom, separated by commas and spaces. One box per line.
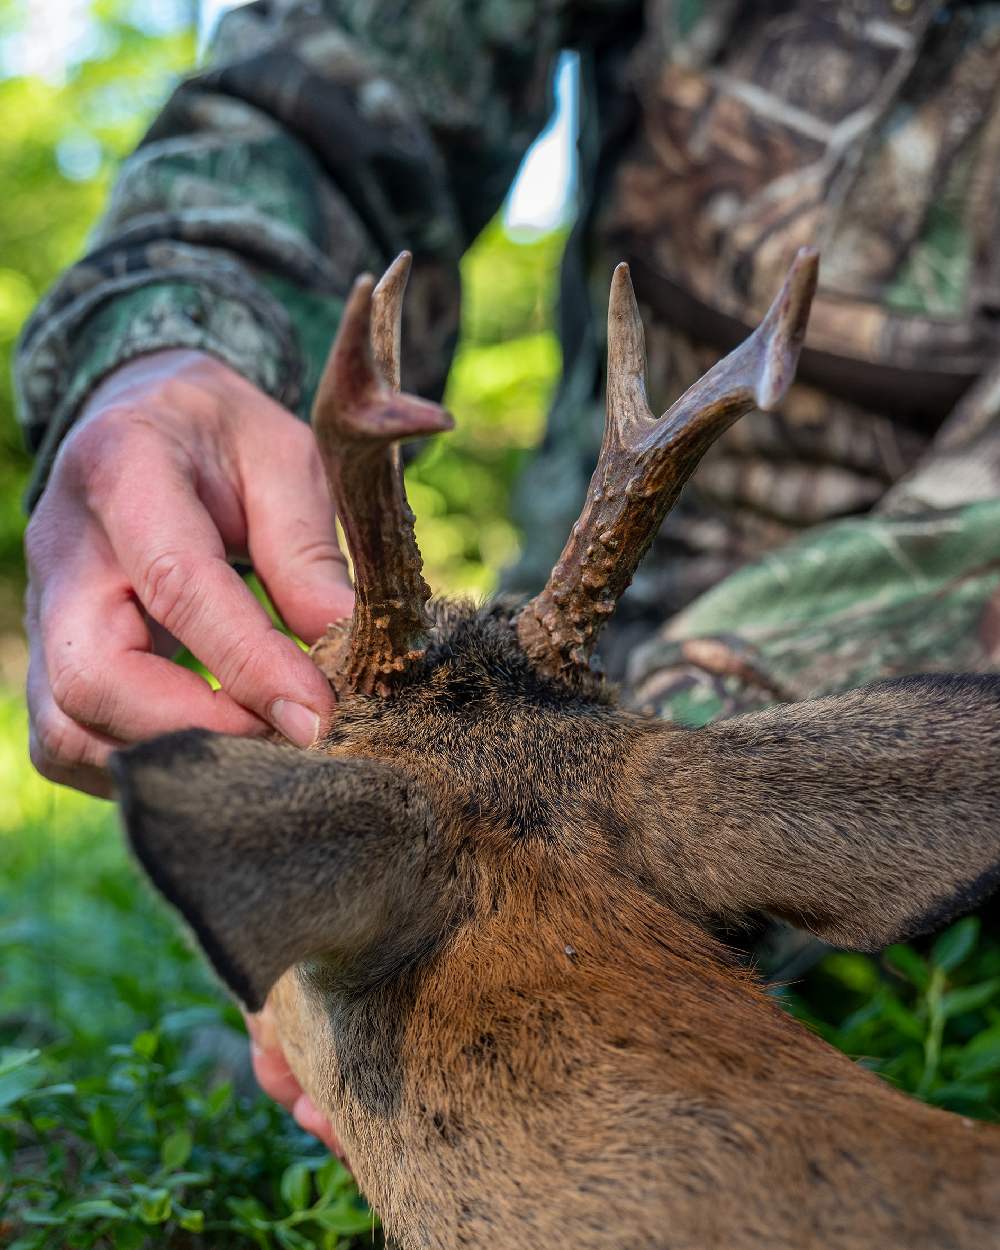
271, 860, 1000, 1250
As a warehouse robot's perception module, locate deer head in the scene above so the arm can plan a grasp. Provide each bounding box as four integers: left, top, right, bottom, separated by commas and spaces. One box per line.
111, 249, 1000, 1249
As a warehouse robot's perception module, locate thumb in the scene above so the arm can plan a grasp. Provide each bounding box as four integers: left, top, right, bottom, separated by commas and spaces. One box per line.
242, 419, 356, 644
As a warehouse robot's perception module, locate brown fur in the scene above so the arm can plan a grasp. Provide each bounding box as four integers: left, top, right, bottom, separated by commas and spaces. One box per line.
113, 599, 1000, 1250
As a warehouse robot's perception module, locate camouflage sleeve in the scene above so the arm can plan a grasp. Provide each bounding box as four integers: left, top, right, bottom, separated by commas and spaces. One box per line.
15, 0, 580, 507
628, 367, 1000, 728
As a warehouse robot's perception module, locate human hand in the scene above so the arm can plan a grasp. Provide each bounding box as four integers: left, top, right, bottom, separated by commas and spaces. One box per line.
25, 348, 354, 796
245, 1006, 347, 1160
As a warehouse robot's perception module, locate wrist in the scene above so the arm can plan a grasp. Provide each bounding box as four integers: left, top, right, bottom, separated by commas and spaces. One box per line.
80, 348, 250, 420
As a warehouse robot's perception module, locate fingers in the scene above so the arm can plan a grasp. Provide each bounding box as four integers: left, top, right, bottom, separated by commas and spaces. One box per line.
42, 586, 267, 742
249, 1037, 305, 1110
240, 418, 355, 644
245, 1003, 302, 1107
25, 569, 118, 797
245, 1009, 347, 1159
97, 442, 335, 747
26, 637, 118, 799
25, 355, 347, 800
30, 515, 266, 744
292, 1092, 348, 1161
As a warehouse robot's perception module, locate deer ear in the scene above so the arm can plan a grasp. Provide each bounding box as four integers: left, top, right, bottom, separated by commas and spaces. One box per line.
111, 731, 440, 1010
640, 675, 1000, 950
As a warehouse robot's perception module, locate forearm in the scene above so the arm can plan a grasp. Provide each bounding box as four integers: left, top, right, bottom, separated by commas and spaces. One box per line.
17, 0, 576, 505
15, 47, 364, 505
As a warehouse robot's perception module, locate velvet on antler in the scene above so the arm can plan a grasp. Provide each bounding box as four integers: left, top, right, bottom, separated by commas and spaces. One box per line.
311, 251, 454, 697
517, 247, 819, 678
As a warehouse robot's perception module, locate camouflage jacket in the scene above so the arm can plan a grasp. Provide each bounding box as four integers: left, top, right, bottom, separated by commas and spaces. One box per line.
15, 0, 1000, 722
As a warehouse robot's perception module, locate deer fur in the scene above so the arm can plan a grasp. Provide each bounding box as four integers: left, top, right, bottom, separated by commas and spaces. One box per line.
112, 252, 1000, 1249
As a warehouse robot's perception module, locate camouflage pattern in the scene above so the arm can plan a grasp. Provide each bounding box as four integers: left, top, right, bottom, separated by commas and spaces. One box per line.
16, 0, 573, 502
14, 0, 1000, 722
630, 498, 1000, 719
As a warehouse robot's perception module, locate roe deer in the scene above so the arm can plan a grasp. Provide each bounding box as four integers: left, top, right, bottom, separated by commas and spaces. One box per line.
112, 248, 1000, 1250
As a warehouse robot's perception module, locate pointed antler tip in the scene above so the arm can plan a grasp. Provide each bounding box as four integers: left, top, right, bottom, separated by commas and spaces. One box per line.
609, 262, 635, 301
606, 258, 646, 382
384, 395, 455, 440
374, 250, 413, 292
758, 247, 815, 297
370, 254, 414, 391
342, 272, 377, 324
784, 247, 820, 307
608, 260, 642, 326
754, 247, 820, 410
314, 273, 377, 416
333, 274, 376, 350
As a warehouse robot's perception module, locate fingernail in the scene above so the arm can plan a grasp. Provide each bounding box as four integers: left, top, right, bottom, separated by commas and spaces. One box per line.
270, 699, 321, 748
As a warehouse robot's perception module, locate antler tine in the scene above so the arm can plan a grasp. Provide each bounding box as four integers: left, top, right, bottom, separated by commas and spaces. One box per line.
311, 253, 454, 697
517, 246, 819, 677
370, 249, 411, 390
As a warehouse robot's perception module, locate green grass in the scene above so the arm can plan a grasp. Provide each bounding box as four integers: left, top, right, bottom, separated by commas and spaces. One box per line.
781, 919, 1000, 1114
0, 690, 378, 1249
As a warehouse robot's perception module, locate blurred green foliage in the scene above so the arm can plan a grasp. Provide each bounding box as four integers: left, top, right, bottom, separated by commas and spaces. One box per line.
1, 4, 999, 1249
0, 0, 196, 597
0, 691, 377, 1249
782, 919, 1000, 1118
409, 219, 563, 597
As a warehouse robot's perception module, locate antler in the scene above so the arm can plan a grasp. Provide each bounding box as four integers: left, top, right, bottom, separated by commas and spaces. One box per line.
517, 247, 819, 677
311, 251, 453, 696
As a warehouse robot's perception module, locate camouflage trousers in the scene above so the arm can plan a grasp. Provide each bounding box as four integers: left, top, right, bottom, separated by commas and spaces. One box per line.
628, 495, 1000, 729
